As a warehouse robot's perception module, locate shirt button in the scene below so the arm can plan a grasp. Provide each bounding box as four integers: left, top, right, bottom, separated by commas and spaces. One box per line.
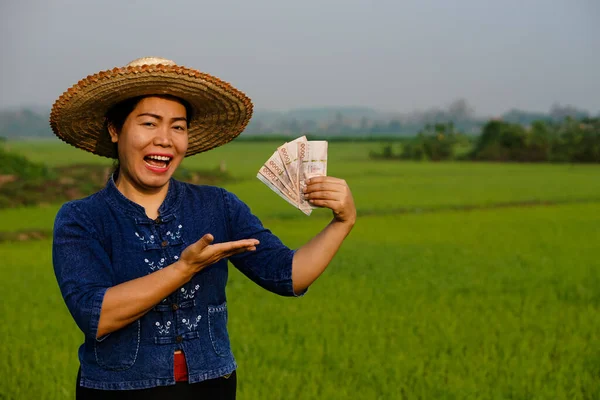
154, 217, 161, 224
161, 240, 169, 247
176, 335, 183, 343
171, 303, 179, 311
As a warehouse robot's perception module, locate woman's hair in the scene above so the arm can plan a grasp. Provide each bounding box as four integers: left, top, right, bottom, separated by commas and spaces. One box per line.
105, 94, 194, 134
105, 94, 194, 175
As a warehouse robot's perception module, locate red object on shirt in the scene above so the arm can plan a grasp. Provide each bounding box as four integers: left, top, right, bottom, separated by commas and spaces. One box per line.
174, 351, 188, 382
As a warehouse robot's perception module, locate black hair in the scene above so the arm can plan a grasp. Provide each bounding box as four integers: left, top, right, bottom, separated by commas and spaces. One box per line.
105, 94, 194, 134
104, 94, 194, 175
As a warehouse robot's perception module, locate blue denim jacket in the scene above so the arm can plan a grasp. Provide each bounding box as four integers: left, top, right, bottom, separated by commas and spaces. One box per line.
52, 176, 302, 390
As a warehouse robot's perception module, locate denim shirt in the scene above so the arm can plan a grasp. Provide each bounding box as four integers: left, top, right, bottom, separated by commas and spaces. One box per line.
52, 176, 303, 390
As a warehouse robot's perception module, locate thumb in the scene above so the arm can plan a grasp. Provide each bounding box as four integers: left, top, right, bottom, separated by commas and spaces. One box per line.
194, 233, 214, 251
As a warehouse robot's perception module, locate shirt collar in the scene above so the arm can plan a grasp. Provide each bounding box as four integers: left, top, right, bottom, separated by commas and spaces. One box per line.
102, 173, 182, 222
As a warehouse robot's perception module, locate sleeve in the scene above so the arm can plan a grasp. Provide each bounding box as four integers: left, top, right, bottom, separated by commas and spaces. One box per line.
222, 189, 307, 297
52, 202, 113, 340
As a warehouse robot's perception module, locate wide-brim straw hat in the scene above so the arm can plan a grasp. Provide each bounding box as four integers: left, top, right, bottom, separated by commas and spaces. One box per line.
50, 57, 253, 158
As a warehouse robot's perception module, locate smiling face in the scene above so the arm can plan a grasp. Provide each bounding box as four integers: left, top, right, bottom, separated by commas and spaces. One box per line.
108, 96, 189, 194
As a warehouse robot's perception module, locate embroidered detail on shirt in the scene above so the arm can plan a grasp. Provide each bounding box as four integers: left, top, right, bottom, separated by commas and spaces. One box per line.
182, 316, 202, 331
145, 257, 166, 271
181, 285, 200, 299
166, 225, 183, 241
174, 255, 179, 260
211, 304, 227, 313
155, 321, 171, 335
135, 232, 155, 245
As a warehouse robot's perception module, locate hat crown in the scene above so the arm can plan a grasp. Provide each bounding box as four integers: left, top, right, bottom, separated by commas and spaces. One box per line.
126, 57, 176, 67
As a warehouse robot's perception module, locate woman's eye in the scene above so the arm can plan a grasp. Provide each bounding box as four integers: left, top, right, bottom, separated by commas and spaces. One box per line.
142, 122, 155, 127
173, 126, 186, 131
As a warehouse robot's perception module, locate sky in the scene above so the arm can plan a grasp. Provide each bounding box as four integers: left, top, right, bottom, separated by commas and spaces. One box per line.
0, 0, 598, 116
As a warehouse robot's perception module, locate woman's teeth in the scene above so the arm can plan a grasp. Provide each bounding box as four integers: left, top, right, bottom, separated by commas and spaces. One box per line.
147, 155, 171, 161
144, 155, 171, 168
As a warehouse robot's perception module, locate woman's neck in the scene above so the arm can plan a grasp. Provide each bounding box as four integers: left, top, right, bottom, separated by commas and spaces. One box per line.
114, 172, 169, 220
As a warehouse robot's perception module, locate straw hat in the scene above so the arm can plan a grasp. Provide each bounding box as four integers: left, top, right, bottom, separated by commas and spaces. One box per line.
50, 57, 253, 158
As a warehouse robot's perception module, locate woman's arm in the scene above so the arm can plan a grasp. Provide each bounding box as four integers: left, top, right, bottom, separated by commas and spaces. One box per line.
291, 176, 356, 293
96, 234, 259, 338
96, 263, 191, 338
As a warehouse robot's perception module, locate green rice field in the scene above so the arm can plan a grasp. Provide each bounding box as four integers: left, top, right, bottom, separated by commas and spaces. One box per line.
1, 139, 599, 399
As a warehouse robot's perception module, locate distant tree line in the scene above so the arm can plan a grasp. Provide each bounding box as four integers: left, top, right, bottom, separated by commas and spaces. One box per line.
371, 117, 600, 163
4, 100, 597, 140
244, 99, 484, 136
241, 100, 598, 136
0, 109, 52, 138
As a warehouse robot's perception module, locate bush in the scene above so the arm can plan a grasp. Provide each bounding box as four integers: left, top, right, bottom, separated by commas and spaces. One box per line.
471, 118, 600, 163
0, 146, 54, 180
369, 123, 471, 161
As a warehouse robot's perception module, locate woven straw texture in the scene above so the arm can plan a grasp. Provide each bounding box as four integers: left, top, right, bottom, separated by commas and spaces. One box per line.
49, 58, 253, 158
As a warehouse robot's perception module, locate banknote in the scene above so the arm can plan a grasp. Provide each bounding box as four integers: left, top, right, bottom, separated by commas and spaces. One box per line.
257, 165, 298, 207
296, 140, 312, 214
299, 140, 328, 213
265, 150, 298, 202
256, 172, 298, 208
257, 136, 328, 216
277, 135, 306, 193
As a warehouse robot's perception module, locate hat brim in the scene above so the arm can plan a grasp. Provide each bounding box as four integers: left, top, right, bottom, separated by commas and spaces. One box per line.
50, 63, 253, 158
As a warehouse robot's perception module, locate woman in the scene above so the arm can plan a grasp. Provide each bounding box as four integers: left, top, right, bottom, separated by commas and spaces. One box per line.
51, 57, 356, 398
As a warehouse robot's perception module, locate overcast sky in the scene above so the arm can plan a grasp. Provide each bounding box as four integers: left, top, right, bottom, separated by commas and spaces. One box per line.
1, 0, 598, 116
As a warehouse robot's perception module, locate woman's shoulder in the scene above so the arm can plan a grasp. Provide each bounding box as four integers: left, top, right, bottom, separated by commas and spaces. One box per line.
58, 189, 105, 213
54, 190, 106, 230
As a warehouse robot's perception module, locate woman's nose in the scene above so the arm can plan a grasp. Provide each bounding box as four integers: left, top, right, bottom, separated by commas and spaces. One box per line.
153, 126, 172, 146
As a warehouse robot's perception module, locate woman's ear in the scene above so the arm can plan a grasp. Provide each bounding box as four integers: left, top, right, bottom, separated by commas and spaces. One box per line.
107, 123, 119, 143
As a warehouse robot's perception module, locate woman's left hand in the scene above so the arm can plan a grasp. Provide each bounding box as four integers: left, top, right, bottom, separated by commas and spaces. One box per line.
303, 176, 356, 225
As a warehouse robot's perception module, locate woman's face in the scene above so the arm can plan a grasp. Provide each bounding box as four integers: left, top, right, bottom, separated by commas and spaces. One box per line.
108, 96, 189, 192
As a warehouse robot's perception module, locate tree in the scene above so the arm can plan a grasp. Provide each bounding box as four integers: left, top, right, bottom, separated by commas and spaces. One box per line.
447, 98, 475, 121
549, 103, 589, 121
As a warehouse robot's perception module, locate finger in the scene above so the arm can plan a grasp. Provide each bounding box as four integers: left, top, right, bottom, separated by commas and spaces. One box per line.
205, 242, 257, 263
224, 246, 257, 258
308, 199, 339, 209
306, 176, 346, 185
192, 233, 214, 251
304, 182, 346, 194
223, 243, 258, 254
212, 245, 258, 263
304, 191, 343, 201
213, 239, 260, 254
235, 239, 260, 247
306, 178, 347, 188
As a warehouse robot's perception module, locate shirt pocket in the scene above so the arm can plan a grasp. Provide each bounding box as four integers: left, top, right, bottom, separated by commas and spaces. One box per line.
208, 302, 231, 357
94, 320, 140, 371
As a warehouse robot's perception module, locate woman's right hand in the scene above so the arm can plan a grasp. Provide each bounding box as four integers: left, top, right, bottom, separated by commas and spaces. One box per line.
176, 234, 259, 277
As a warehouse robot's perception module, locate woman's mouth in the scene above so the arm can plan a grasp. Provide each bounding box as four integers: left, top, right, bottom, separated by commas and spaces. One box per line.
144, 154, 173, 172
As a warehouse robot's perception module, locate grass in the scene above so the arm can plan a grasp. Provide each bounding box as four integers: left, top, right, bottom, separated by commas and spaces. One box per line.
229, 204, 600, 399
1, 139, 599, 399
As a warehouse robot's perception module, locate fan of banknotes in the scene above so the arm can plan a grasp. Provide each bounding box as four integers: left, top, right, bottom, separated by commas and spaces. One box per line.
257, 136, 328, 216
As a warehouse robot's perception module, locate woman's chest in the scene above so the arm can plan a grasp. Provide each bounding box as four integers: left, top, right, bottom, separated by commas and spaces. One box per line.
104, 213, 228, 283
